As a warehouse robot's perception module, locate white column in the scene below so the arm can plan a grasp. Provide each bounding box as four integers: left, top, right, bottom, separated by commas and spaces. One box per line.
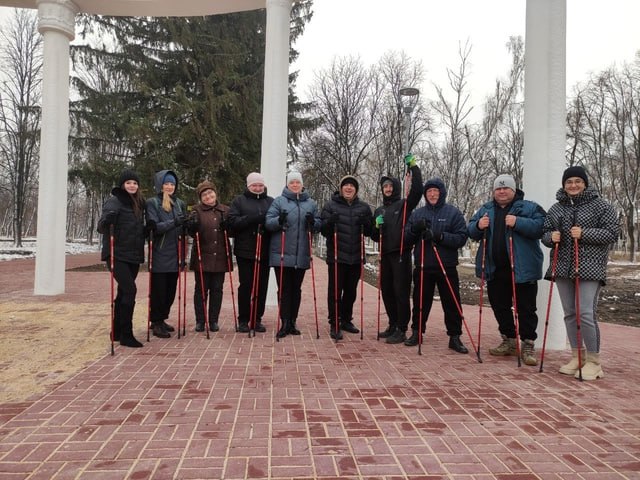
34, 0, 77, 295
523, 0, 567, 350
261, 0, 292, 306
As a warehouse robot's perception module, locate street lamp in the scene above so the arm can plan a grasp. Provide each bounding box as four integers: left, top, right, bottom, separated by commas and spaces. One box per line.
398, 86, 420, 158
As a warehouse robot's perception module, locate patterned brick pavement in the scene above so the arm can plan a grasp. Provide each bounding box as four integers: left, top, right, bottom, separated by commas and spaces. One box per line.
0, 253, 639, 479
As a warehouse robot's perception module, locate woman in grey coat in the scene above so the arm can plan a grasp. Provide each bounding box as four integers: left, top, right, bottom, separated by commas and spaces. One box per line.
542, 166, 619, 380
265, 172, 320, 338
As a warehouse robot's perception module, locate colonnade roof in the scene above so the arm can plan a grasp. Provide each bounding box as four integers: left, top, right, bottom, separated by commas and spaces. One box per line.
0, 0, 265, 17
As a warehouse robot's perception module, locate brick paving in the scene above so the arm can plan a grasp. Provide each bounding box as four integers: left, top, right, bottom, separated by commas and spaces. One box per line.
1, 252, 639, 479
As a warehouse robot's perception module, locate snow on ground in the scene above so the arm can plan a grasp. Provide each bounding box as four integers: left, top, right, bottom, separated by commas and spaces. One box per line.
0, 238, 99, 262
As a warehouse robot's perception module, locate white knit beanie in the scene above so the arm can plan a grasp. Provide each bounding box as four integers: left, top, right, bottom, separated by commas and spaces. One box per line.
493, 174, 516, 191
287, 171, 303, 187
246, 172, 265, 187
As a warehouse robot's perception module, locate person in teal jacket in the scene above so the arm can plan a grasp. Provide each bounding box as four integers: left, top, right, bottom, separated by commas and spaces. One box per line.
468, 174, 545, 366
265, 171, 320, 338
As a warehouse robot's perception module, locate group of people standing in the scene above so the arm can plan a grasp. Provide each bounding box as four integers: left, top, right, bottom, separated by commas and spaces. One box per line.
99, 161, 618, 381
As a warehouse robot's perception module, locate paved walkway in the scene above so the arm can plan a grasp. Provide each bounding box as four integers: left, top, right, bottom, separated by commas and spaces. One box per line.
0, 252, 639, 479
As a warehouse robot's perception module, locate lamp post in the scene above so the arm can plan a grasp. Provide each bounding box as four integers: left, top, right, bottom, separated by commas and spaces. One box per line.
399, 86, 420, 159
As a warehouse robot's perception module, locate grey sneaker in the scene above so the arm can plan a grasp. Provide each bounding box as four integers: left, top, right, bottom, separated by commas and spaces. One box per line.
521, 339, 537, 366
489, 335, 516, 356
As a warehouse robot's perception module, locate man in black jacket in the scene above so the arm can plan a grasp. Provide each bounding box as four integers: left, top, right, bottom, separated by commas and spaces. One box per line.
371, 154, 422, 344
320, 175, 373, 340
227, 172, 273, 333
403, 178, 469, 353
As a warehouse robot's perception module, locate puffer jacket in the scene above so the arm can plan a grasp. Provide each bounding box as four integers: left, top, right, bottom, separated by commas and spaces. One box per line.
264, 187, 320, 269
404, 178, 467, 269
542, 187, 619, 283
98, 187, 146, 264
371, 165, 422, 254
188, 201, 232, 273
227, 187, 273, 260
320, 192, 373, 265
468, 189, 545, 283
146, 169, 187, 273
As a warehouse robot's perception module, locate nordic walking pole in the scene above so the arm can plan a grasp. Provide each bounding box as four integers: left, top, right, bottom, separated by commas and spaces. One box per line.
195, 232, 210, 339
508, 230, 522, 367
398, 163, 412, 263
223, 226, 238, 332
333, 224, 340, 343
539, 241, 559, 372
359, 224, 365, 340
249, 226, 262, 337
573, 237, 584, 382
432, 244, 482, 363
275, 227, 286, 342
376, 225, 383, 340
182, 226, 188, 337
109, 224, 115, 356
417, 234, 426, 356
308, 230, 320, 339
477, 228, 487, 356
177, 233, 183, 338
147, 230, 153, 342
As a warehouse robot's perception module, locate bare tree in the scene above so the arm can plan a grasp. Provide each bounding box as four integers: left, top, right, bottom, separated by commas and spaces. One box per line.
0, 9, 42, 246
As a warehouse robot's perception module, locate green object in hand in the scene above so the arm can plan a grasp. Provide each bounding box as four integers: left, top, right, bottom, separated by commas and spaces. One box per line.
404, 153, 417, 168
375, 215, 384, 228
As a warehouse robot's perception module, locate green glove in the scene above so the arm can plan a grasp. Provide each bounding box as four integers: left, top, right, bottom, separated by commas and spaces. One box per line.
404, 153, 417, 168
375, 215, 384, 229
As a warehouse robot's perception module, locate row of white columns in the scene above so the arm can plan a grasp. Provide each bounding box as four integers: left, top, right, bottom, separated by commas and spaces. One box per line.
32, 0, 567, 349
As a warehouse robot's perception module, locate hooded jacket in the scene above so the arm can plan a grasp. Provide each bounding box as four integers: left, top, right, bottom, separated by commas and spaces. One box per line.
188, 201, 232, 273
227, 187, 273, 260
320, 191, 373, 265
468, 189, 545, 283
371, 165, 423, 255
98, 187, 146, 264
404, 178, 467, 269
146, 169, 187, 273
542, 187, 619, 283
265, 186, 320, 269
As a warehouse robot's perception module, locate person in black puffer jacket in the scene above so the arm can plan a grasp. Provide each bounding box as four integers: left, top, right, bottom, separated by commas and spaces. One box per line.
97, 169, 146, 348
542, 166, 619, 380
403, 177, 469, 353
227, 172, 274, 333
320, 175, 373, 340
371, 154, 423, 344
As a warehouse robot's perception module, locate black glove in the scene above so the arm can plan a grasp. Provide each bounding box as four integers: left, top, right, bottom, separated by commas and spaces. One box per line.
410, 219, 428, 235
145, 219, 157, 237
174, 213, 187, 227
278, 211, 288, 226
186, 215, 199, 234
103, 210, 118, 226
357, 215, 370, 227
248, 213, 264, 225
219, 218, 227, 231
326, 212, 340, 225
422, 228, 434, 241
305, 212, 315, 229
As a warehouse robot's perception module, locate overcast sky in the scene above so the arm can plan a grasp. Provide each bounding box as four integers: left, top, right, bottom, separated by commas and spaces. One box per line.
292, 0, 640, 104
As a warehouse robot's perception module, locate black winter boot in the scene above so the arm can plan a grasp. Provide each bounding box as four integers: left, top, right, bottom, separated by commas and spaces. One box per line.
288, 320, 301, 335
386, 330, 407, 344
119, 304, 143, 348
378, 325, 396, 339
329, 321, 343, 340
448, 335, 469, 354
404, 330, 420, 346
276, 319, 289, 339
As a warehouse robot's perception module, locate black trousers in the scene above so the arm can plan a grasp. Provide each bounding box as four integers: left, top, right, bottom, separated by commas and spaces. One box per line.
150, 272, 178, 324
273, 267, 306, 324
380, 251, 412, 332
487, 268, 538, 341
193, 271, 225, 325
236, 257, 270, 326
327, 263, 361, 324
411, 267, 463, 336
111, 261, 140, 335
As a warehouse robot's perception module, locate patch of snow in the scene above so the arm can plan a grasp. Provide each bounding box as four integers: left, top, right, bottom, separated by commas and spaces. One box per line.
0, 238, 99, 262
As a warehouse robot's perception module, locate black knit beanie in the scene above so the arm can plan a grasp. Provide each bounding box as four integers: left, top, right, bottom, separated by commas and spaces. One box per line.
118, 169, 140, 187
561, 166, 589, 187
